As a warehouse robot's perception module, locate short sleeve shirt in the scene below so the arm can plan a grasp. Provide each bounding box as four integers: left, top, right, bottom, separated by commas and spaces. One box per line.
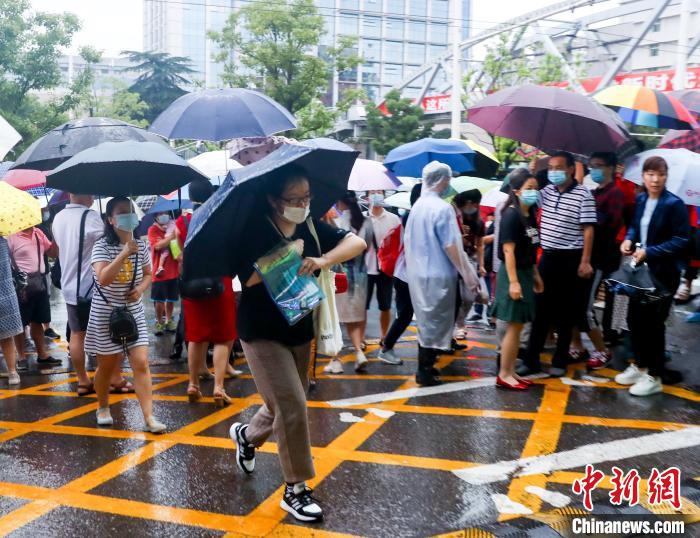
461, 215, 485, 257
539, 183, 597, 250
7, 228, 52, 273
497, 206, 539, 268
91, 238, 151, 305
237, 215, 349, 346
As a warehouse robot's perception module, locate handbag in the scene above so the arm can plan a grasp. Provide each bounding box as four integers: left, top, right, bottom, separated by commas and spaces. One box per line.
605, 257, 667, 304
308, 219, 343, 356
178, 214, 224, 300
95, 249, 140, 348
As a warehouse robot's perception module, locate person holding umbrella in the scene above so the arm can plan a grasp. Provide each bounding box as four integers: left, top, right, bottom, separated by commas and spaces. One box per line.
229, 166, 366, 523
85, 197, 165, 433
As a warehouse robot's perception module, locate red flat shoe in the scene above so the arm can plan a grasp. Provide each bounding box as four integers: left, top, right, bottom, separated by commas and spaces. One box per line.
516, 377, 534, 386
496, 376, 529, 391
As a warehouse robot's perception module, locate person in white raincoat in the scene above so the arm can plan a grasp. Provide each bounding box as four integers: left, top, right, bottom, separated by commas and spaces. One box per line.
404, 162, 478, 386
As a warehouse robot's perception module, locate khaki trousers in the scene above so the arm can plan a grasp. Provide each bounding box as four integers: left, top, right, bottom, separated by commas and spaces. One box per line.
240, 339, 314, 484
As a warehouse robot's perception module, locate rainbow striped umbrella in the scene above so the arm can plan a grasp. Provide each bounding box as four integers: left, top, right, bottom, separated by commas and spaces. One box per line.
595, 85, 698, 130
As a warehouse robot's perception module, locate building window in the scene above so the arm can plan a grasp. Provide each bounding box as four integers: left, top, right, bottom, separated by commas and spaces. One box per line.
429, 44, 446, 59
383, 40, 404, 63
339, 66, 358, 82
363, 38, 381, 61
384, 18, 404, 40
651, 20, 661, 32
432, 0, 449, 20
382, 63, 403, 84
406, 42, 425, 64
363, 84, 380, 101
340, 13, 359, 35
430, 22, 448, 43
409, 0, 427, 17
407, 19, 426, 41
340, 0, 359, 10
386, 0, 404, 15
362, 62, 380, 83
365, 0, 381, 12
649, 44, 659, 57
362, 16, 381, 38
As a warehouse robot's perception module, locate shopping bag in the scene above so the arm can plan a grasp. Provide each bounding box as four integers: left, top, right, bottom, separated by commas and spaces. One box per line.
314, 268, 343, 356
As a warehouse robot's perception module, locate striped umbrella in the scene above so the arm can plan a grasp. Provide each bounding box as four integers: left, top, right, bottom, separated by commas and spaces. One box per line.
595, 85, 698, 130
668, 89, 700, 119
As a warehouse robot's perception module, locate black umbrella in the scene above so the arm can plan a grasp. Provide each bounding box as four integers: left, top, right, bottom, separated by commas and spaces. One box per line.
11, 117, 168, 171
183, 138, 359, 279
46, 140, 209, 196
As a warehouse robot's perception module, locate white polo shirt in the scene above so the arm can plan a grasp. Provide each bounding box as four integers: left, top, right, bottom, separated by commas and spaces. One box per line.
52, 204, 104, 305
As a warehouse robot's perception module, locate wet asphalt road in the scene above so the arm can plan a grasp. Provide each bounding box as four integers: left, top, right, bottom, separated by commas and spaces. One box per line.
0, 288, 696, 537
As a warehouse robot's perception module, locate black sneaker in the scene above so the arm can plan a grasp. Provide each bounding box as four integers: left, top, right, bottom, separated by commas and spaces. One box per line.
229, 422, 255, 474
44, 328, 60, 340
16, 360, 29, 372
281, 484, 323, 522
416, 371, 443, 386
37, 356, 62, 367
451, 339, 467, 352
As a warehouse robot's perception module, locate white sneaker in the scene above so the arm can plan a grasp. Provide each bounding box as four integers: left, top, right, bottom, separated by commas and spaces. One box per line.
378, 348, 403, 365
614, 364, 645, 386
323, 359, 344, 374
674, 279, 691, 301
453, 327, 465, 340
7, 371, 20, 386
145, 416, 167, 434
354, 351, 368, 372
629, 374, 662, 397
96, 408, 114, 427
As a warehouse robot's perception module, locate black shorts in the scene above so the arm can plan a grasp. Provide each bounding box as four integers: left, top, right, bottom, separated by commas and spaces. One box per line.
19, 291, 51, 326
151, 279, 180, 303
67, 301, 92, 332
366, 272, 393, 311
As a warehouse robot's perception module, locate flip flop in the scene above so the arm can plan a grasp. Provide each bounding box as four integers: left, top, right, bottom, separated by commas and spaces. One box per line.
77, 382, 95, 396
110, 379, 135, 394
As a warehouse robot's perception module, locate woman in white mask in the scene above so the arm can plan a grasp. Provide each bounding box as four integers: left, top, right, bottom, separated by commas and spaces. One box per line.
229, 166, 366, 523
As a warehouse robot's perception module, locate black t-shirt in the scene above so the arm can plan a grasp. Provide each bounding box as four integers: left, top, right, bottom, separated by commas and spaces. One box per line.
237, 214, 349, 346
483, 220, 495, 273
497, 206, 539, 269
461, 215, 485, 258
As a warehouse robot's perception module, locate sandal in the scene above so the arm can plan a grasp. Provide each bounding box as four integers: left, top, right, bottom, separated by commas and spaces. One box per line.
187, 384, 202, 403
77, 382, 95, 396
198, 370, 215, 380
213, 388, 232, 408
110, 379, 135, 394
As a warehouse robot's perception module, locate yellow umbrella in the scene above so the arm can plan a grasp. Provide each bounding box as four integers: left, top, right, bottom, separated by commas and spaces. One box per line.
451, 136, 500, 178
0, 182, 41, 236
465, 139, 499, 164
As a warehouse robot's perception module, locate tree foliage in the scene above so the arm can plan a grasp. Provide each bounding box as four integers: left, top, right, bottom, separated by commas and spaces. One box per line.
364, 90, 433, 156
209, 0, 361, 121
121, 50, 195, 123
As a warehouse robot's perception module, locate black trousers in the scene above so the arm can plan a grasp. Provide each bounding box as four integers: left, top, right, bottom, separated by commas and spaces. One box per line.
628, 296, 673, 377
526, 249, 590, 369
383, 278, 413, 350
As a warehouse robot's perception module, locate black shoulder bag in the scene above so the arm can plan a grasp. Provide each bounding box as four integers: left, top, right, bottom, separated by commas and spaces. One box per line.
75, 210, 95, 327
96, 248, 140, 350
13, 234, 48, 302
178, 214, 224, 300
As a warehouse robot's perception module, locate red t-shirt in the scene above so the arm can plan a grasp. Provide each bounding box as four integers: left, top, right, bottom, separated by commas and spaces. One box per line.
147, 224, 180, 282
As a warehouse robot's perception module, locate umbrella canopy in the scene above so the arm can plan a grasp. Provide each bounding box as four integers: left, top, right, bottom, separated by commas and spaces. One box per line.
3, 169, 47, 191
228, 135, 297, 165
595, 86, 698, 130
183, 138, 359, 279
11, 117, 167, 172
623, 148, 700, 206
468, 84, 631, 154
383, 191, 411, 211
47, 140, 209, 196
481, 188, 509, 209
0, 182, 41, 236
148, 196, 193, 214
150, 89, 297, 142
451, 176, 500, 195
348, 158, 401, 191
384, 138, 475, 177
465, 139, 499, 178
0, 115, 20, 161
668, 90, 700, 119
659, 129, 700, 153
187, 150, 243, 182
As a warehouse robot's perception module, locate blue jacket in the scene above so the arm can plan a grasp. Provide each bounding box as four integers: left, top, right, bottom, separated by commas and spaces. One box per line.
625, 189, 690, 287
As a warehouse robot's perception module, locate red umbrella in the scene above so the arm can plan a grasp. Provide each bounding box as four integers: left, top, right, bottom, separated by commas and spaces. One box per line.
3, 168, 47, 191
659, 129, 700, 153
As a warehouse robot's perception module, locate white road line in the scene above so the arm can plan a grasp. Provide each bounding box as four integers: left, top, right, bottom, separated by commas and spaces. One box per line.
524, 486, 571, 508
491, 494, 533, 515
326, 374, 549, 408
454, 427, 700, 485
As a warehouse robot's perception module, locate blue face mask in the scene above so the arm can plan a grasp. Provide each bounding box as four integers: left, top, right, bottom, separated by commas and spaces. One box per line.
548, 170, 568, 186
520, 189, 539, 207
115, 213, 139, 232
589, 168, 606, 184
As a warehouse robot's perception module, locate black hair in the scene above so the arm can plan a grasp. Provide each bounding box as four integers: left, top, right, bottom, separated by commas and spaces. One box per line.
534, 168, 549, 190
409, 182, 422, 206
643, 156, 668, 174
103, 196, 133, 245
339, 190, 366, 232
549, 151, 575, 168
501, 167, 532, 194
189, 179, 215, 204
506, 171, 536, 212
264, 164, 309, 200
590, 152, 618, 168
454, 189, 482, 206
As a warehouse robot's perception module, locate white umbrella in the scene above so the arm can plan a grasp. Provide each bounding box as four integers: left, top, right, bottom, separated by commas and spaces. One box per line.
188, 150, 243, 184
481, 188, 509, 208
623, 148, 700, 206
0, 115, 20, 160
383, 191, 411, 211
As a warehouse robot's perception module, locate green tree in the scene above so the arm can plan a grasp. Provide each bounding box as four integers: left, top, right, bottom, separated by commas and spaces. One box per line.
121, 50, 195, 123
364, 89, 433, 156
60, 45, 103, 117
208, 0, 361, 115
0, 0, 81, 153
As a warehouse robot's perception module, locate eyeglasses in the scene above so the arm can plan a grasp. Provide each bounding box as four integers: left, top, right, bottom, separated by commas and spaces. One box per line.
280, 194, 313, 206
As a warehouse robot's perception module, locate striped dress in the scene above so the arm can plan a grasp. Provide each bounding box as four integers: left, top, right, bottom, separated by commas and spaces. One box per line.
0, 237, 23, 340
84, 238, 151, 355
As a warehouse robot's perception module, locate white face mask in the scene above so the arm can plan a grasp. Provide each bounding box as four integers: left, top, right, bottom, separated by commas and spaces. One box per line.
369, 193, 384, 207
282, 205, 310, 224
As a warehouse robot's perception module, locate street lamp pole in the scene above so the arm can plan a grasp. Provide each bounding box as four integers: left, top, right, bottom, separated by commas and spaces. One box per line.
450, 0, 463, 139
674, 0, 690, 90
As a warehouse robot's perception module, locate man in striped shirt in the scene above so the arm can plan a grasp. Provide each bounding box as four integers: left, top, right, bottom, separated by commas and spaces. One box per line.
518, 151, 597, 377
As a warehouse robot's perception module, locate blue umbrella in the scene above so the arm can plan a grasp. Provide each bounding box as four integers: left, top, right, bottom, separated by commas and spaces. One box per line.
149, 89, 297, 142
148, 195, 193, 214
384, 138, 476, 177
183, 138, 359, 279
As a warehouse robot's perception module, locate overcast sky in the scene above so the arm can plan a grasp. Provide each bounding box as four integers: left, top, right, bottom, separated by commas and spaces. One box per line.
30, 0, 610, 57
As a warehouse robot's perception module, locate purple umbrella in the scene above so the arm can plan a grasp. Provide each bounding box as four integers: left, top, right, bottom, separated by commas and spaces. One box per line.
348, 159, 401, 191
668, 90, 700, 119
468, 84, 631, 155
